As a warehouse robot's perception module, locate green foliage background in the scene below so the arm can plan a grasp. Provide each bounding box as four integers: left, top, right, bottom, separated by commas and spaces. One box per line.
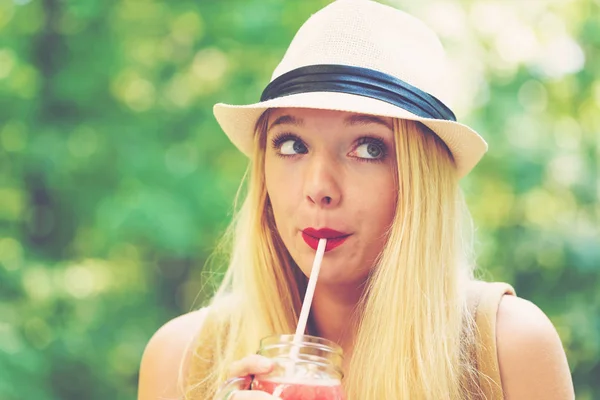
0, 0, 598, 399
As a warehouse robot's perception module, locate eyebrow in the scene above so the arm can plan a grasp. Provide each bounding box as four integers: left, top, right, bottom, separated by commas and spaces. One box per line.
268, 115, 304, 131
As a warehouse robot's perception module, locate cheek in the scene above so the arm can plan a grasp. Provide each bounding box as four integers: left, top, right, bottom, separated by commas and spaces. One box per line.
375, 167, 397, 215
353, 172, 397, 232
265, 158, 300, 222
381, 188, 397, 227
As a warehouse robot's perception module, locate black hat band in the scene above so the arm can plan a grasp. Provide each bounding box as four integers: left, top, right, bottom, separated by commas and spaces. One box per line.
260, 64, 456, 122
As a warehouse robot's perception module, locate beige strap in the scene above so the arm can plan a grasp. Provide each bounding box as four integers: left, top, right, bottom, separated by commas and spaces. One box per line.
473, 281, 516, 399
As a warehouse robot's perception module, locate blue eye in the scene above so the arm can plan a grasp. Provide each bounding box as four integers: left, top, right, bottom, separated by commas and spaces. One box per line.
355, 142, 383, 159
351, 137, 387, 161
280, 139, 307, 155
272, 133, 308, 156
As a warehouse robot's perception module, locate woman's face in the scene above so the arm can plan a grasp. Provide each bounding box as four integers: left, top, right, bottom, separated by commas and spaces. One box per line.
264, 108, 398, 285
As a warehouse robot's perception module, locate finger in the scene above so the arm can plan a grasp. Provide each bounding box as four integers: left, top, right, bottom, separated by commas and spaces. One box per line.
228, 390, 281, 400
227, 354, 274, 379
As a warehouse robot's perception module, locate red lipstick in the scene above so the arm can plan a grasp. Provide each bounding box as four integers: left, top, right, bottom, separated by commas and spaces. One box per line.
302, 228, 351, 252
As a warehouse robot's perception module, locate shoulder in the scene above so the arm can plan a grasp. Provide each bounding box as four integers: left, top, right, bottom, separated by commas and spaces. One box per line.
138, 308, 209, 400
496, 295, 574, 399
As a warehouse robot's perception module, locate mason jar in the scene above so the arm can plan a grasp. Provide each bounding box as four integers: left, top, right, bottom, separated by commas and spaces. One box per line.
215, 334, 346, 400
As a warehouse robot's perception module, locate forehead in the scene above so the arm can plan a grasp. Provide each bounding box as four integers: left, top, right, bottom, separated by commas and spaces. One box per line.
267, 108, 394, 131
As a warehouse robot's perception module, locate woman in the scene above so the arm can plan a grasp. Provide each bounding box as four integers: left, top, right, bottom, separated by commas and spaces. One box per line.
138, 0, 574, 399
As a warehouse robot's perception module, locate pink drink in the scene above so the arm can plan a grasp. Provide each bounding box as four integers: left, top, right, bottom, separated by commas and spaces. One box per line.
214, 335, 346, 399
253, 377, 346, 400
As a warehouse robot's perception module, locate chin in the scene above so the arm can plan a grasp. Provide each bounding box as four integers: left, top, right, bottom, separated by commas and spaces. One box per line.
298, 261, 356, 285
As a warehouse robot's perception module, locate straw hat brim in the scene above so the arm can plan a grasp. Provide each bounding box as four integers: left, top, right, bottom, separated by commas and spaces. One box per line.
213, 91, 487, 178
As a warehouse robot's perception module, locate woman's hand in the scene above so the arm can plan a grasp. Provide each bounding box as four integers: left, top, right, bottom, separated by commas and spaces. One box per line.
217, 355, 281, 399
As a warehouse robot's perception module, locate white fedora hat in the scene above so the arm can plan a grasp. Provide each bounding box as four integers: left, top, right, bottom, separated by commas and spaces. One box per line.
213, 0, 487, 178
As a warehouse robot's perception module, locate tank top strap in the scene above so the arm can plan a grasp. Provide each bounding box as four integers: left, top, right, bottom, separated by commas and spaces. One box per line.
468, 280, 516, 399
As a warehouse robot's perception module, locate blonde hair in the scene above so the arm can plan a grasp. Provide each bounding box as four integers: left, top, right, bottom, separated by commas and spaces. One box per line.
184, 111, 484, 399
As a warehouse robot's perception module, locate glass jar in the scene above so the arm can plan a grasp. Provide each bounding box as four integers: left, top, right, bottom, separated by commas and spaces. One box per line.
215, 334, 346, 400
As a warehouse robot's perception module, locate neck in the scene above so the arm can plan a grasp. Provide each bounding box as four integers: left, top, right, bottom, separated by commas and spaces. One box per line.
308, 282, 365, 355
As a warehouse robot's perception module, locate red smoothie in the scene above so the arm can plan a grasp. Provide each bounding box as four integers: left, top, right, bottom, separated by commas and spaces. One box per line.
252, 377, 346, 400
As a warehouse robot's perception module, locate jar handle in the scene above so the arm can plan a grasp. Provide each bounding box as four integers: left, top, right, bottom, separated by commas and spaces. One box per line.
213, 376, 252, 400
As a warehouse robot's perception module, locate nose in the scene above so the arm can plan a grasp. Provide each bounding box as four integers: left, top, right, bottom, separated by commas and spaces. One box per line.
303, 153, 342, 208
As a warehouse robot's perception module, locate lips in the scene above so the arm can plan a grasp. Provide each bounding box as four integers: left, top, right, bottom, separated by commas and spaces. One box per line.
302, 228, 351, 252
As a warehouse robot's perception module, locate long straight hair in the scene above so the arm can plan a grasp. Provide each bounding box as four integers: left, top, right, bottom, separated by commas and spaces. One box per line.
184, 111, 483, 399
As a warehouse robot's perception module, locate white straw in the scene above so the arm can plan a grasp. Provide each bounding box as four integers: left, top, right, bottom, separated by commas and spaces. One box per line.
289, 238, 327, 361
